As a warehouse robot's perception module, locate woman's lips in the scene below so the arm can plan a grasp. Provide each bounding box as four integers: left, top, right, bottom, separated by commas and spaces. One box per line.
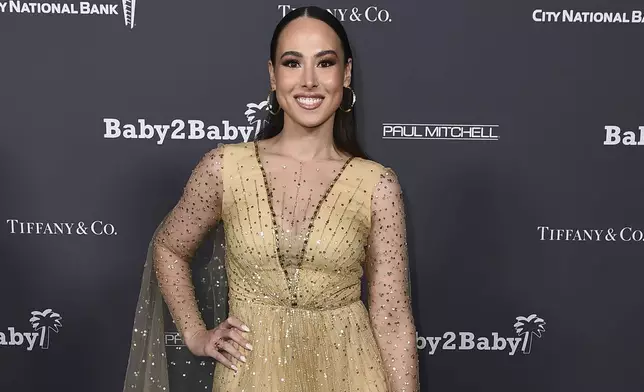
295, 96, 324, 110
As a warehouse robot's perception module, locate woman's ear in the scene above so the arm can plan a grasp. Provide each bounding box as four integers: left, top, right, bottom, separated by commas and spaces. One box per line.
343, 58, 352, 87
268, 60, 276, 90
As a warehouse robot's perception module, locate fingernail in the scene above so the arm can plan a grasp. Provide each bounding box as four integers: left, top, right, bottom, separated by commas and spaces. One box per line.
240, 355, 247, 363
245, 343, 253, 350
241, 324, 250, 332
231, 365, 238, 372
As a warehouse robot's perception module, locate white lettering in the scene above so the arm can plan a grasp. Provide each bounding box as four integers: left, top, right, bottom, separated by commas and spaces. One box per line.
222, 120, 238, 140
24, 332, 39, 351
366, 6, 378, 22
622, 130, 638, 145
207, 125, 221, 140
277, 4, 292, 18
476, 337, 491, 351
9, 327, 23, 345
189, 120, 205, 140
170, 120, 185, 142
604, 125, 621, 145
442, 332, 456, 350
62, 223, 73, 235
620, 227, 644, 241
335, 8, 347, 21
139, 119, 155, 139
153, 124, 170, 145
377, 8, 390, 22
426, 336, 441, 355
506, 337, 522, 355
103, 118, 121, 138
104, 116, 270, 144
237, 126, 253, 142
458, 332, 475, 350
0, 328, 41, 351
416, 332, 426, 350
6, 219, 18, 233
491, 333, 506, 351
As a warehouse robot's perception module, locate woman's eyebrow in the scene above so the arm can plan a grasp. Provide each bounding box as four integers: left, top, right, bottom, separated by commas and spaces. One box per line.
280, 49, 338, 59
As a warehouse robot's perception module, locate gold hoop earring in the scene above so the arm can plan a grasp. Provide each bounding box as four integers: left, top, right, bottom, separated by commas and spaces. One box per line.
340, 86, 356, 112
267, 90, 281, 115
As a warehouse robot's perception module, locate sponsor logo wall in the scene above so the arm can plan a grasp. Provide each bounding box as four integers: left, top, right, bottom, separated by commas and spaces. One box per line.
1, 1, 643, 392
382, 123, 500, 141
0, 309, 63, 351
278, 5, 393, 22
416, 314, 546, 356
532, 9, 644, 24
103, 100, 269, 144
6, 219, 118, 235
0, 0, 139, 27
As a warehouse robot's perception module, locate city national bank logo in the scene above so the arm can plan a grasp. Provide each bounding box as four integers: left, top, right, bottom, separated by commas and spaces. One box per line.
416, 314, 546, 355
1, 309, 63, 351
122, 0, 136, 28
532, 9, 644, 24
0, 1, 140, 29
603, 125, 644, 146
383, 123, 500, 141
278, 5, 392, 23
103, 100, 269, 145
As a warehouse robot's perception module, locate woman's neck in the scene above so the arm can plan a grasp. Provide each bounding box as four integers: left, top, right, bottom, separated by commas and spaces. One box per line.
265, 115, 348, 162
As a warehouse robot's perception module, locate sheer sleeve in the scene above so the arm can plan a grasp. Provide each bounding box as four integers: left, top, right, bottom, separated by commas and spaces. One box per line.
366, 168, 419, 392
152, 145, 225, 342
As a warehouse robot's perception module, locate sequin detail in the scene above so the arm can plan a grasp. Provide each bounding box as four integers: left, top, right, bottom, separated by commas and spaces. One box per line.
148, 141, 418, 391
254, 140, 354, 306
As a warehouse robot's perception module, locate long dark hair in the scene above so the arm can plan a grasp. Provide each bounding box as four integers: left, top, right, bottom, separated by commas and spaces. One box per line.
254, 6, 368, 159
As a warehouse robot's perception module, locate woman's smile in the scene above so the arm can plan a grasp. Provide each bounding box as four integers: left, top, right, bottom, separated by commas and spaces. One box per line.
294, 93, 325, 110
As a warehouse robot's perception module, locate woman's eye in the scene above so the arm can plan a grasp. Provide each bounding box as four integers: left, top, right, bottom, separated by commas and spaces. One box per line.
283, 60, 300, 68
318, 60, 336, 68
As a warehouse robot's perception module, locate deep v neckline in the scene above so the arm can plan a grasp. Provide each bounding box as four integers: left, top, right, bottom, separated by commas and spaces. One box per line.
253, 140, 354, 305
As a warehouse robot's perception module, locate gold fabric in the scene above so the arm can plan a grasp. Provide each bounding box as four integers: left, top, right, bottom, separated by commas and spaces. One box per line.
124, 141, 418, 391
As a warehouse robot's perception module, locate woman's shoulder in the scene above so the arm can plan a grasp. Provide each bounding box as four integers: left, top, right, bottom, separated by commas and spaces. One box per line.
204, 141, 255, 161
352, 156, 396, 178
216, 140, 254, 153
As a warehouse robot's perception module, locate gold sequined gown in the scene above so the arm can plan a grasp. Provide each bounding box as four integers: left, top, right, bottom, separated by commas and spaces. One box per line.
153, 141, 418, 391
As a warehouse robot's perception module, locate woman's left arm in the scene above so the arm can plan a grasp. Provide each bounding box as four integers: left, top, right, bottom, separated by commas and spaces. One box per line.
366, 168, 419, 392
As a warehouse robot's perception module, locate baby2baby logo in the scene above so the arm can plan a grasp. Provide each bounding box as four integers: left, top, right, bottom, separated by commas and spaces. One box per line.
417, 314, 546, 355
0, 309, 63, 351
103, 99, 268, 145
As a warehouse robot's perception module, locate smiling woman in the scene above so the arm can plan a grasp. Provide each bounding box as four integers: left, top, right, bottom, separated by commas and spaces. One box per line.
123, 6, 419, 392
256, 6, 365, 159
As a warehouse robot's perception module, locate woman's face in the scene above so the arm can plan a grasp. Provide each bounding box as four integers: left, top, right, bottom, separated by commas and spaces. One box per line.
269, 17, 352, 130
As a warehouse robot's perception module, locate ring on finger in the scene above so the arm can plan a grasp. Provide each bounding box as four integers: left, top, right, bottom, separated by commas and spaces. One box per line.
213, 338, 225, 351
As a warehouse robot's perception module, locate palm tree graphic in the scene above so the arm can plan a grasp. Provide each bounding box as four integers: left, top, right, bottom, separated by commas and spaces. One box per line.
513, 314, 546, 355
244, 101, 268, 138
29, 309, 63, 349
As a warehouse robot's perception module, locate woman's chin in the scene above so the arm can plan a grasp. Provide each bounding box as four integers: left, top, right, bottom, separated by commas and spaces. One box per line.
287, 111, 335, 129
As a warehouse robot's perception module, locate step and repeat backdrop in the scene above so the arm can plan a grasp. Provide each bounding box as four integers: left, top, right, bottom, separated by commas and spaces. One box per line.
1, 0, 643, 391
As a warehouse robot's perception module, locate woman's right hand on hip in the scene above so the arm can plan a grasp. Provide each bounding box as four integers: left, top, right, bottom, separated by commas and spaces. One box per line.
184, 316, 253, 372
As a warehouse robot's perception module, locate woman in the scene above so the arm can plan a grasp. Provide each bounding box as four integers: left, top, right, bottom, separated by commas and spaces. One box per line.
124, 6, 418, 392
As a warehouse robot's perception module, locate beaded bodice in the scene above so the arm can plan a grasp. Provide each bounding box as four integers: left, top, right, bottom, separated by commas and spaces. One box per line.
151, 140, 419, 391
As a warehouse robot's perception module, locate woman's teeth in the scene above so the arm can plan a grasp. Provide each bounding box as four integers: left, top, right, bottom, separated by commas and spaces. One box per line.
296, 97, 323, 109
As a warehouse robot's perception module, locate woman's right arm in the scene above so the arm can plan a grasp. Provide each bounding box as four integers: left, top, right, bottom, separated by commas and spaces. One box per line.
152, 145, 225, 344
